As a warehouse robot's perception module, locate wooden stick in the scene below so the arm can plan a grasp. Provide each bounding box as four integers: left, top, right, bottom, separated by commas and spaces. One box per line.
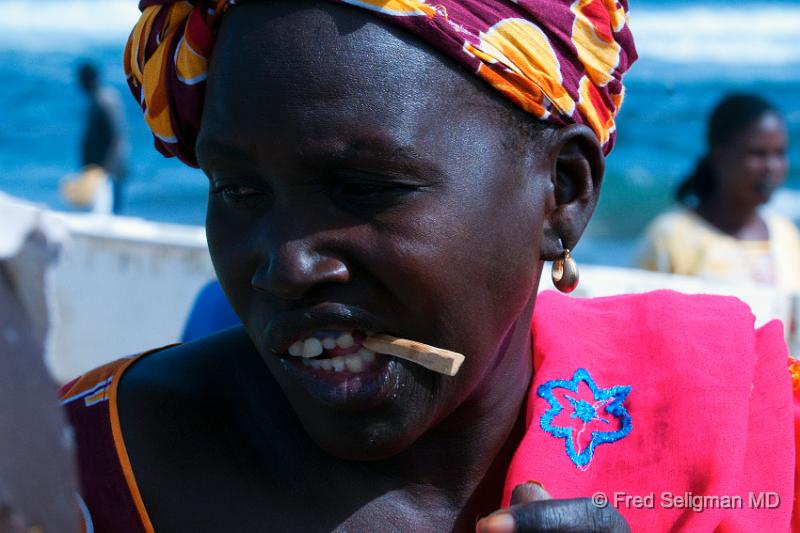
363, 334, 465, 376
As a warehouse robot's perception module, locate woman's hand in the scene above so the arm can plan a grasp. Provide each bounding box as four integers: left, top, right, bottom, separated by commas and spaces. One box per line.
476, 482, 631, 533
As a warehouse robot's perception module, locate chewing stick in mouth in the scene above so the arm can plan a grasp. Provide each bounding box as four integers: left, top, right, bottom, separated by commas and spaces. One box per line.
362, 334, 465, 376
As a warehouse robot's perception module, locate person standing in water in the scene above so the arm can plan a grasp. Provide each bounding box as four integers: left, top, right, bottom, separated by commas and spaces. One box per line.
638, 94, 800, 290
77, 62, 128, 215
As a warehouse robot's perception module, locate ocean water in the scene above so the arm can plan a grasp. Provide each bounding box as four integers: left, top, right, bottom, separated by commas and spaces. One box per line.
1, 0, 799, 266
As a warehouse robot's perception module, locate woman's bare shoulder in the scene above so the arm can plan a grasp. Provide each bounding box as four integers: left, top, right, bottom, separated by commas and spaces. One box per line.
119, 326, 263, 399
112, 327, 312, 530
115, 325, 291, 449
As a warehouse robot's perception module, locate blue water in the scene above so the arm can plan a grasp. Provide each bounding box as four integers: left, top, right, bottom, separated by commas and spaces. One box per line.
1, 0, 799, 265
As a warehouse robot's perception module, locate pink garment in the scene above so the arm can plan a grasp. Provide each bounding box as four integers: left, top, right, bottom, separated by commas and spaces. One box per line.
505, 290, 796, 531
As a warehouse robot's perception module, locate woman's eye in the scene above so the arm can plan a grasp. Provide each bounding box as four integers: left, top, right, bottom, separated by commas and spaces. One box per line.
334, 180, 417, 200
339, 182, 390, 197
215, 184, 263, 202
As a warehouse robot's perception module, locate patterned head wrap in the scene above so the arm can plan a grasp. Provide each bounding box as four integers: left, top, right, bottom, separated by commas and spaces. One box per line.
125, 0, 637, 167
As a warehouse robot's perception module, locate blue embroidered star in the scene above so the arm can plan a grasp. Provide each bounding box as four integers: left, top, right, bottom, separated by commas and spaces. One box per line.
537, 368, 632, 469
566, 394, 611, 425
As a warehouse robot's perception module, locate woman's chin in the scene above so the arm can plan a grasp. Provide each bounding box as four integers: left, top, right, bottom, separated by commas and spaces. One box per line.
276, 353, 402, 412
306, 425, 422, 462
322, 441, 412, 462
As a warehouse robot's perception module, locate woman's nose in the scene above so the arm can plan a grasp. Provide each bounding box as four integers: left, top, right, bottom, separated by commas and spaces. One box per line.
766, 153, 787, 178
251, 238, 351, 301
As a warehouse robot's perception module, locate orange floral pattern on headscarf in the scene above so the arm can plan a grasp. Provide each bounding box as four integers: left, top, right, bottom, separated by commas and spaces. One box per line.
577, 75, 617, 146
339, 0, 437, 16
465, 19, 576, 120
124, 0, 637, 167
571, 0, 626, 87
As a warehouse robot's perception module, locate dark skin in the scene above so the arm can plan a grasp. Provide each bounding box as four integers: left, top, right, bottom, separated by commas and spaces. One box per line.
695, 112, 788, 240
86, 2, 628, 531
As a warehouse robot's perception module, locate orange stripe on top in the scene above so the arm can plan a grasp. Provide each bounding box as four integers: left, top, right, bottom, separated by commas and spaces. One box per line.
62, 345, 177, 533
60, 357, 134, 402
106, 346, 179, 533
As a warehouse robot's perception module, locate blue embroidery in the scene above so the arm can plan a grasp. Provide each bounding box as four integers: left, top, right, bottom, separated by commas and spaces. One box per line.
567, 394, 611, 425
537, 368, 632, 469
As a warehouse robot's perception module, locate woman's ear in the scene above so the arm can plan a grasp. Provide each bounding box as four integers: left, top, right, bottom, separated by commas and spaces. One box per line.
540, 124, 604, 260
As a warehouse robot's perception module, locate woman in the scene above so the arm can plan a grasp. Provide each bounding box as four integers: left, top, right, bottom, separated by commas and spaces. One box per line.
638, 94, 800, 290
43, 1, 798, 532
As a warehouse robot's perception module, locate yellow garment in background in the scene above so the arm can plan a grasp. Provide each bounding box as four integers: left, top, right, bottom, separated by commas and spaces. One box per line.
637, 208, 800, 292
60, 165, 110, 211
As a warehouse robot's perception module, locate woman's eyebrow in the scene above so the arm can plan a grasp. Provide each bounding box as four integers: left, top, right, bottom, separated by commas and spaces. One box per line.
326, 140, 446, 180
197, 136, 446, 181
195, 138, 253, 167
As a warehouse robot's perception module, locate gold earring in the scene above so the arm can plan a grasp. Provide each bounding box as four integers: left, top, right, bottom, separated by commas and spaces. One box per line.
551, 239, 579, 293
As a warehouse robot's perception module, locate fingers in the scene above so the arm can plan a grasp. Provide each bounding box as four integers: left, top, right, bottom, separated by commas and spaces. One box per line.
510, 481, 550, 506
510, 498, 630, 533
478, 481, 549, 533
477, 484, 631, 533
476, 512, 515, 533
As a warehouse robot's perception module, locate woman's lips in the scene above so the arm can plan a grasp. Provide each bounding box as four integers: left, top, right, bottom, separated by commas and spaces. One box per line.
262, 303, 393, 356
274, 327, 461, 406
274, 328, 400, 410
260, 306, 407, 409
755, 181, 778, 197
278, 350, 400, 411
301, 347, 376, 372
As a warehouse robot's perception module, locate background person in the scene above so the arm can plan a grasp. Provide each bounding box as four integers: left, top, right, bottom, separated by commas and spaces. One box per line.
76, 62, 128, 215
637, 94, 800, 290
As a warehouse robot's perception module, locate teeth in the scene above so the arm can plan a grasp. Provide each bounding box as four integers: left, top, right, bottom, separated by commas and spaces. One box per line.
297, 348, 377, 374
302, 338, 323, 358
288, 331, 361, 358
345, 354, 364, 372
289, 341, 304, 357
357, 348, 375, 363
287, 331, 375, 372
321, 337, 337, 350
336, 333, 354, 348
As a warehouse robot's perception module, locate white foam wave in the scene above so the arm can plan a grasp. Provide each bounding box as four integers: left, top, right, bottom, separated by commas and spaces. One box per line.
1, 0, 799, 66
0, 1, 139, 44
630, 4, 800, 65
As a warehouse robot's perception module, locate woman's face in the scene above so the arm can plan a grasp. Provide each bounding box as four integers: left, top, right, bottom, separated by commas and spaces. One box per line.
713, 112, 788, 206
198, 2, 552, 459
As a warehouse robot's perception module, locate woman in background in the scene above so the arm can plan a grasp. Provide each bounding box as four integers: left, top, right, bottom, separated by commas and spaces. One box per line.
638, 94, 800, 290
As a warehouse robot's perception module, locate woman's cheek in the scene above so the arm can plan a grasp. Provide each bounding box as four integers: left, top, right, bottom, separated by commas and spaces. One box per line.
206, 213, 258, 315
